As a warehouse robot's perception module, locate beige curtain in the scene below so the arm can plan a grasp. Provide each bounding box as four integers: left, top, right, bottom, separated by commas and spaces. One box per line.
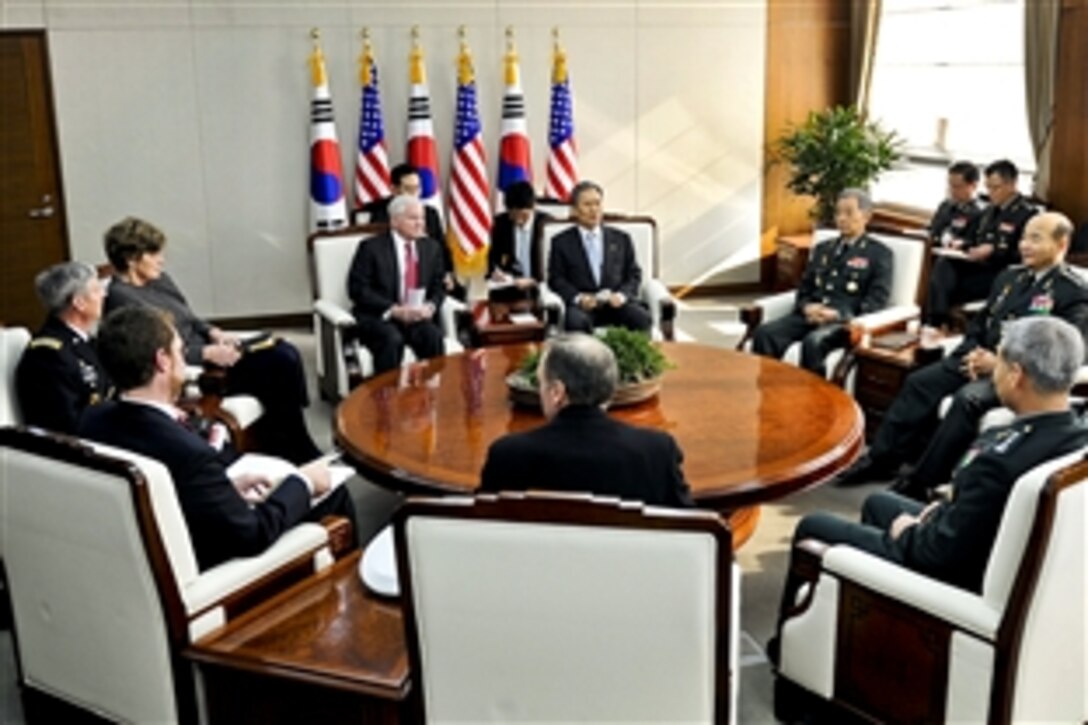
1024, 0, 1062, 201
850, 0, 882, 114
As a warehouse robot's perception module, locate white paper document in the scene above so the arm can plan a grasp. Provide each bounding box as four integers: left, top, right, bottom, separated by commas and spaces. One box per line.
931, 247, 969, 260
226, 452, 351, 508
508, 312, 539, 325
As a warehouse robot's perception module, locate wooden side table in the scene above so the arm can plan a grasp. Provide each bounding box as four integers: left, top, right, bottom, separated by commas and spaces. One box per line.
466, 300, 546, 347
853, 343, 943, 440
774, 234, 813, 291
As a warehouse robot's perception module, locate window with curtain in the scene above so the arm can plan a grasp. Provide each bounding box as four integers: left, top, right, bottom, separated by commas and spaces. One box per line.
869, 0, 1033, 210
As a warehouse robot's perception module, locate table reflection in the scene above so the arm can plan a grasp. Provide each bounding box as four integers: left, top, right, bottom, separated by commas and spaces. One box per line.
336, 343, 863, 508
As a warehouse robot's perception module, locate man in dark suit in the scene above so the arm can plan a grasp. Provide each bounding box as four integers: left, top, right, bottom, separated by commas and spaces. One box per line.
547, 180, 651, 333
79, 306, 357, 571
924, 159, 1038, 330
752, 188, 894, 376
363, 162, 465, 301
488, 180, 553, 283
16, 261, 112, 433
779, 316, 1087, 600
838, 211, 1088, 492
480, 334, 693, 507
348, 195, 446, 374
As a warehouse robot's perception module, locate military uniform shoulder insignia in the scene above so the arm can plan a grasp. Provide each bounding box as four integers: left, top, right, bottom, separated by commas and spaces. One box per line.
28, 337, 63, 350
992, 425, 1028, 455
1058, 266, 1088, 286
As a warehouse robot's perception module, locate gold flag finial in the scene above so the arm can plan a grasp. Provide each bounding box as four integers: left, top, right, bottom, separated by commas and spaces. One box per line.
409, 26, 425, 84
309, 28, 326, 87
551, 27, 567, 84
359, 27, 374, 86
457, 26, 473, 85
504, 27, 519, 86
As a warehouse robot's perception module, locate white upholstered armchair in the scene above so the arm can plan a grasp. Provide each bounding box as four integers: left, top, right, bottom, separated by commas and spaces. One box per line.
308, 227, 465, 401
394, 491, 738, 723
774, 448, 1088, 724
538, 215, 677, 340
0, 427, 349, 722
738, 231, 928, 385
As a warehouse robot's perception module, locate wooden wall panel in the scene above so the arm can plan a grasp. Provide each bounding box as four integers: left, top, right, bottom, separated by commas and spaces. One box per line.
760, 0, 851, 286
1048, 0, 1088, 226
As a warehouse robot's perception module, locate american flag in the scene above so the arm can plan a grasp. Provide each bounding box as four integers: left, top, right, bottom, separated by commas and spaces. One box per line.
546, 39, 577, 202
353, 40, 391, 208
446, 43, 491, 273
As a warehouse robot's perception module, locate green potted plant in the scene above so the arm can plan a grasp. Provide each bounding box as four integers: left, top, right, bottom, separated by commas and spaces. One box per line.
774, 105, 902, 226
508, 327, 672, 407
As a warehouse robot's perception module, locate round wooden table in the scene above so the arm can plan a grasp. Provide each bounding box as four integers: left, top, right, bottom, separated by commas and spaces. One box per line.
336, 343, 863, 547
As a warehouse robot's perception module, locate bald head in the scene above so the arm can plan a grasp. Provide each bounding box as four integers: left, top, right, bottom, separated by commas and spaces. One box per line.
1031, 211, 1075, 244
1019, 211, 1074, 271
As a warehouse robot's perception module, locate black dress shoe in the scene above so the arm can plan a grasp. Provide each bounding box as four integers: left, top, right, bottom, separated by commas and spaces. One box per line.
832, 454, 894, 487
889, 474, 929, 502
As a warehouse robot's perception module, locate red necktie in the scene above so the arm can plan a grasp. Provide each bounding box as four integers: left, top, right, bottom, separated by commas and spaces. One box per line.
404, 240, 418, 301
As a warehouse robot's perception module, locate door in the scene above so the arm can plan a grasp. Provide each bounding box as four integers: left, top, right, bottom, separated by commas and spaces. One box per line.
0, 30, 67, 327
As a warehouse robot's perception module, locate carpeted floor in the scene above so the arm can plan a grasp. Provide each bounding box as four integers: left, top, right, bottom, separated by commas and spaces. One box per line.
0, 298, 894, 723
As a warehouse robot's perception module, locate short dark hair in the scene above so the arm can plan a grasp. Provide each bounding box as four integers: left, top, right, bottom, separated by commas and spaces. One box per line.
948, 161, 980, 184
104, 217, 166, 273
503, 180, 536, 210
540, 333, 617, 407
390, 163, 420, 187
985, 159, 1019, 182
569, 180, 604, 207
97, 306, 176, 392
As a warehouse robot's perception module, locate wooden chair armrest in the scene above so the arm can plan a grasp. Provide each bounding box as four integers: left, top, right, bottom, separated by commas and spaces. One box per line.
736, 305, 764, 350
782, 538, 830, 618
320, 515, 355, 559
739, 305, 764, 328
198, 368, 229, 398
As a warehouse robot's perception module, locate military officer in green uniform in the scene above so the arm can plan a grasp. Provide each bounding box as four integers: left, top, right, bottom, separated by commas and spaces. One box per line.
924, 159, 1038, 328
926, 160, 985, 249
837, 211, 1088, 492
753, 188, 894, 376
778, 316, 1087, 603
15, 262, 112, 433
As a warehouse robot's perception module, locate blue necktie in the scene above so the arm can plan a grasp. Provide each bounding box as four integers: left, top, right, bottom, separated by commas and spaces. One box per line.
585, 231, 602, 286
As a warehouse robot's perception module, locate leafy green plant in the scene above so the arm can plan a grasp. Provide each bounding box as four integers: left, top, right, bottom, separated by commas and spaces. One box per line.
518, 327, 672, 386
774, 105, 902, 225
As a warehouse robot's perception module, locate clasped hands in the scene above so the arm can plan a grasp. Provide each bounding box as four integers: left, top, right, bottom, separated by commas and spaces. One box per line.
960, 346, 996, 381
802, 303, 840, 325
578, 289, 626, 310
202, 327, 242, 367
231, 458, 333, 505
390, 302, 436, 323
889, 500, 942, 541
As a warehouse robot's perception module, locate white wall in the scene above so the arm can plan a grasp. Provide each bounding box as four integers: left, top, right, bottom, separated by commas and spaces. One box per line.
2, 0, 766, 318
